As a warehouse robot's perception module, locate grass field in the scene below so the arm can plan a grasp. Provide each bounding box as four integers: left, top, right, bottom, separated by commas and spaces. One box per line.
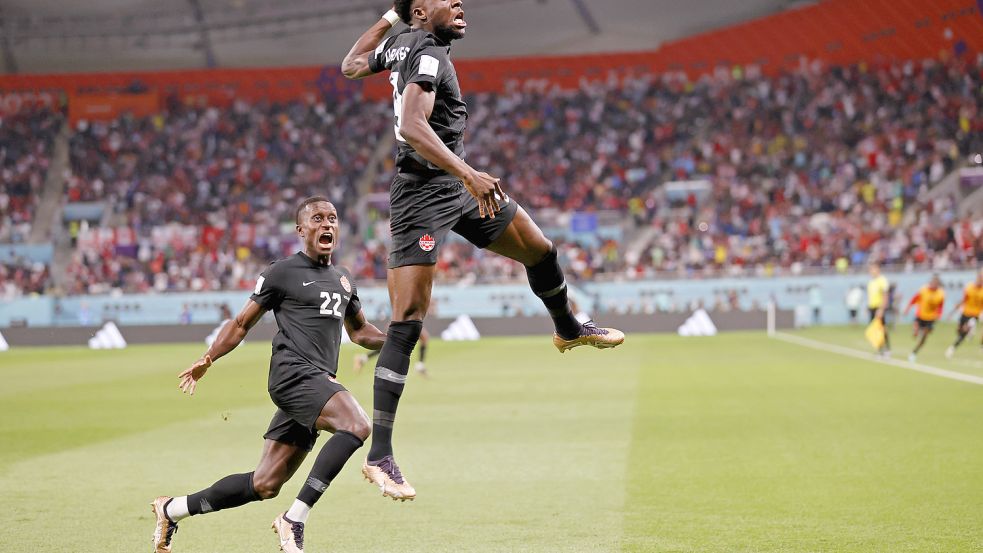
1, 326, 982, 552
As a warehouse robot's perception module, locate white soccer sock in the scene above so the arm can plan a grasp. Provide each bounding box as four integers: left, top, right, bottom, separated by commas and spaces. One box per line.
285, 499, 312, 524
165, 496, 191, 522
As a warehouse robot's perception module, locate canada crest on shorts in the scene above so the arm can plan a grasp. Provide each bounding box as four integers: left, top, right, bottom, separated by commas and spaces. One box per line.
419, 233, 436, 252
339, 275, 352, 293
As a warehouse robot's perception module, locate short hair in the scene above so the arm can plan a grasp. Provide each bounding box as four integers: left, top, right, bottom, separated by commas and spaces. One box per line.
394, 0, 415, 24
295, 196, 330, 224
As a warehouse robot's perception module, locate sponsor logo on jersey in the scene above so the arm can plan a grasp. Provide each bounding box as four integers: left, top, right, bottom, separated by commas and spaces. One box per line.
419, 233, 436, 252
340, 275, 352, 293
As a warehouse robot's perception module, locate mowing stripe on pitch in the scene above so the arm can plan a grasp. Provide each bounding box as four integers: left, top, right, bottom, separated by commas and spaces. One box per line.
770, 332, 983, 386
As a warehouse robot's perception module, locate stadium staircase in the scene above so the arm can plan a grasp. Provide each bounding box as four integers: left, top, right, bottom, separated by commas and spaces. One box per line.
624, 225, 659, 265
901, 161, 971, 226
27, 120, 71, 245
959, 179, 983, 217
353, 132, 395, 237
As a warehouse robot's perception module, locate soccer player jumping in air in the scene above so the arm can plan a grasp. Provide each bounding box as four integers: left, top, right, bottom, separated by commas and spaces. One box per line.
341, 0, 625, 500
151, 198, 386, 553
945, 269, 983, 359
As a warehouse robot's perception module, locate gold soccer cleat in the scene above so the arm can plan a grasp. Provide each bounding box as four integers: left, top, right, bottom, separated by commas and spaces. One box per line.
553, 321, 625, 353
362, 455, 416, 501
150, 496, 178, 553
271, 513, 305, 553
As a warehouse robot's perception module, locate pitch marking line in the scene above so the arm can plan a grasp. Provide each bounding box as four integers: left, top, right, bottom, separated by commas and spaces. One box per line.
771, 332, 983, 387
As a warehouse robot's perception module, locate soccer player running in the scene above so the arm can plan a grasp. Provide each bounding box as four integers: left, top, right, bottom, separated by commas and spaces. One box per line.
340, 0, 625, 500
866, 264, 891, 356
151, 198, 385, 553
944, 269, 983, 359
903, 273, 945, 362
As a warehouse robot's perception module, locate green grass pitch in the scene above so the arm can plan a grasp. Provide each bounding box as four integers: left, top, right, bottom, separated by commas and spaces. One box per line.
1, 327, 982, 552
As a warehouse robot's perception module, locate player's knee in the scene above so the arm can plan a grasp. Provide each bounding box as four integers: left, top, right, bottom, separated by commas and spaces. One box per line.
252, 473, 284, 500
393, 305, 427, 321
526, 240, 555, 267
337, 417, 371, 442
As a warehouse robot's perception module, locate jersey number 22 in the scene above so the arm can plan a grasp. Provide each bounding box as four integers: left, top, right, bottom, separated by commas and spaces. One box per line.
320, 292, 343, 318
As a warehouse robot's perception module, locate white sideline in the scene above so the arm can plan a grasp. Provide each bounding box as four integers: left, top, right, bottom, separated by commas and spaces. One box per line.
770, 332, 983, 387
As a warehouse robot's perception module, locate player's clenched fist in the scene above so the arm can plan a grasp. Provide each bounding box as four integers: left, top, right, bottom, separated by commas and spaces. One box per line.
178, 355, 212, 395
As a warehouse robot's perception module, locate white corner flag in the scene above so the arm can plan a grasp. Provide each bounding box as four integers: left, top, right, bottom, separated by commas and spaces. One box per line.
0, 330, 8, 352
88, 321, 128, 349
677, 309, 718, 337
440, 315, 480, 341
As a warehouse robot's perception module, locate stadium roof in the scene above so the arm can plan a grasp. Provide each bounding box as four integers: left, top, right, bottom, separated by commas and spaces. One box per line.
0, 0, 803, 74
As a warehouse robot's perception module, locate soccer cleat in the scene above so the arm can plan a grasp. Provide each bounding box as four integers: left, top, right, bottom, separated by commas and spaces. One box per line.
553, 320, 625, 353
150, 496, 179, 553
414, 361, 428, 377
945, 346, 955, 359
908, 353, 917, 363
353, 353, 368, 373
271, 513, 304, 553
362, 455, 416, 501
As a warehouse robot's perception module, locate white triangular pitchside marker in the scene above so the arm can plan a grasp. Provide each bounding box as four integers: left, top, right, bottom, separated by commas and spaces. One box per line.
441, 315, 480, 341
677, 309, 718, 337
88, 322, 127, 349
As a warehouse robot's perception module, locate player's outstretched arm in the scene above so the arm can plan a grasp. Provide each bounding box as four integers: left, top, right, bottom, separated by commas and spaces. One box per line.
345, 308, 386, 351
341, 7, 400, 80
178, 299, 267, 395
401, 83, 506, 218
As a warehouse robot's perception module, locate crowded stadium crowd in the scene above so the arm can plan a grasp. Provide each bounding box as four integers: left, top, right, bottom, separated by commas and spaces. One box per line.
2, 55, 982, 297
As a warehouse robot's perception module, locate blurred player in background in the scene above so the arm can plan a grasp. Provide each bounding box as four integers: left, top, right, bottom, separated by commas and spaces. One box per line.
339, 0, 625, 500
945, 269, 983, 359
355, 327, 430, 377
904, 274, 945, 363
866, 264, 891, 356
151, 198, 385, 553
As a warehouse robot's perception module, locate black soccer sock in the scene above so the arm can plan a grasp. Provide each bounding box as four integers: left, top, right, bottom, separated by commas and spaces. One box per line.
368, 320, 423, 461
525, 247, 580, 339
953, 329, 968, 348
418, 342, 427, 363
296, 430, 364, 507
187, 472, 261, 516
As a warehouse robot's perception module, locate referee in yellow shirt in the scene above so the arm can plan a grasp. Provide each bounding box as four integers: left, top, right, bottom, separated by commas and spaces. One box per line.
867, 264, 891, 355
945, 269, 983, 358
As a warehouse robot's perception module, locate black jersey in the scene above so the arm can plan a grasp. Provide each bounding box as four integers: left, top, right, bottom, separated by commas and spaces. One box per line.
250, 252, 362, 382
368, 27, 467, 183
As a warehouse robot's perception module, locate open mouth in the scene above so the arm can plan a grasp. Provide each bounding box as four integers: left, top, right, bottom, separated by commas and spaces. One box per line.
454, 11, 467, 28
318, 232, 334, 247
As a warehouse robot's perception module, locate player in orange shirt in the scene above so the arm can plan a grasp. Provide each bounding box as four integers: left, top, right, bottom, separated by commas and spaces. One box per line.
944, 269, 983, 359
903, 274, 945, 362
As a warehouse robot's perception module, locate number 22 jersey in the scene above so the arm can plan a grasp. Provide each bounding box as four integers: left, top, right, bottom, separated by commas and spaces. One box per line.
250, 252, 361, 383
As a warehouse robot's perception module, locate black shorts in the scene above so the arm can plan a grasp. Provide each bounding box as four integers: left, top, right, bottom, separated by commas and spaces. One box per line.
868, 308, 881, 322
264, 363, 347, 451
958, 314, 978, 329
388, 174, 519, 268
915, 318, 935, 331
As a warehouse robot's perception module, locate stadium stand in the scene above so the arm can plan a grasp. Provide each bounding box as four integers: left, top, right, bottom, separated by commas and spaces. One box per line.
0, 54, 981, 297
